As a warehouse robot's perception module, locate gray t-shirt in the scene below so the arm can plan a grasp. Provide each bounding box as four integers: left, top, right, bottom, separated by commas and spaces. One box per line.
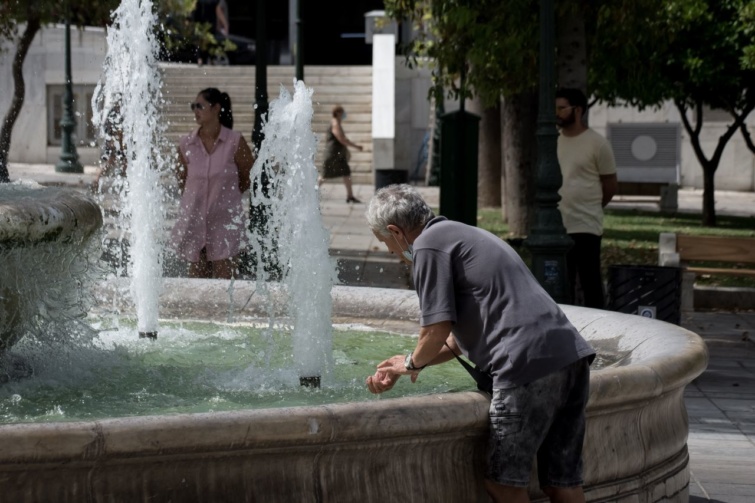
413, 217, 595, 387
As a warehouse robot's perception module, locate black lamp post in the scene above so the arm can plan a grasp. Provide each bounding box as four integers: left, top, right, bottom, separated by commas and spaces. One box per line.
523, 0, 573, 303
248, 0, 270, 272
294, 0, 303, 82
252, 0, 268, 151
55, 16, 83, 174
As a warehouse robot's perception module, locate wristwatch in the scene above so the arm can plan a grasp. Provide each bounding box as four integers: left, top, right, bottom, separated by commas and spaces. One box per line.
404, 352, 426, 371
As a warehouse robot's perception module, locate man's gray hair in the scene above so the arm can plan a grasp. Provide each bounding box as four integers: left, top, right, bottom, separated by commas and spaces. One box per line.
365, 184, 435, 236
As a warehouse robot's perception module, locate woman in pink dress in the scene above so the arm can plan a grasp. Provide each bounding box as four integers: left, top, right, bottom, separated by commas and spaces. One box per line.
171, 87, 254, 279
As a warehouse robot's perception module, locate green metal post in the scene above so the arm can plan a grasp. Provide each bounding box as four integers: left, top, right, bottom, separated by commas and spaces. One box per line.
524, 0, 573, 303
55, 17, 83, 174
244, 0, 282, 283
253, 0, 268, 151
295, 0, 303, 82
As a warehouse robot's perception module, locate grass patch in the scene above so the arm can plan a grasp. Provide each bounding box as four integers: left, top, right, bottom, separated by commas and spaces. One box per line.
476, 207, 755, 288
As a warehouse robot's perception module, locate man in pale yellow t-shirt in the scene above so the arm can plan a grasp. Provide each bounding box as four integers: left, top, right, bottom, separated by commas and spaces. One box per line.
556, 88, 618, 309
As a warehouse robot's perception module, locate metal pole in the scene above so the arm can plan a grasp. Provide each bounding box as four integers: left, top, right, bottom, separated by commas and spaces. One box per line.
524, 0, 573, 303
253, 0, 268, 151
55, 16, 83, 173
295, 0, 303, 82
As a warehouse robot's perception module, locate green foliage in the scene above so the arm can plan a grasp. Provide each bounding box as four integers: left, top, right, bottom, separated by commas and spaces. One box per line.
0, 0, 119, 29
384, 0, 539, 106
591, 0, 755, 113
0, 0, 233, 62
386, 0, 754, 116
155, 0, 235, 62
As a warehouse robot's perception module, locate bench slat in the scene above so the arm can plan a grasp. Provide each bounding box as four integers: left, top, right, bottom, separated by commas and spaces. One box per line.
676, 235, 755, 264
687, 266, 755, 278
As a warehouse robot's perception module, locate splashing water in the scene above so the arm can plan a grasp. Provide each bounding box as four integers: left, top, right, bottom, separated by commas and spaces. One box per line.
90, 0, 334, 382
92, 0, 171, 336
248, 81, 338, 382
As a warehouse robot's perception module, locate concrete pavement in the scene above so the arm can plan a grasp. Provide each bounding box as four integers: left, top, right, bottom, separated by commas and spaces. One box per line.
6, 163, 755, 502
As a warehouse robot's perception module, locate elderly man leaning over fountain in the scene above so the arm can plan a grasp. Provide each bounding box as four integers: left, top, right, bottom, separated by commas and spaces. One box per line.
365, 184, 595, 503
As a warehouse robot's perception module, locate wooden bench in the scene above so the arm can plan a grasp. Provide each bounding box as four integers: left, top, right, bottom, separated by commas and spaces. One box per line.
658, 233, 755, 310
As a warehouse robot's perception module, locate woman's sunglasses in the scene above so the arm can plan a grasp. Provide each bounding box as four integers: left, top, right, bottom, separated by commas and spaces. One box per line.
190, 102, 210, 111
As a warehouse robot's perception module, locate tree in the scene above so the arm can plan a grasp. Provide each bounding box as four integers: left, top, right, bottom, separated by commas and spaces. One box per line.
385, 0, 541, 237
0, 0, 119, 183
591, 0, 755, 226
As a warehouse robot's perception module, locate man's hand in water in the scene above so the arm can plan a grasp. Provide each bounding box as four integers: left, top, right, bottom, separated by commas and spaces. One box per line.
366, 369, 400, 394
365, 355, 420, 394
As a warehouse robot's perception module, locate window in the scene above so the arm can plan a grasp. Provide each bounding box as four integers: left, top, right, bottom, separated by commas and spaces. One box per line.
47, 85, 97, 147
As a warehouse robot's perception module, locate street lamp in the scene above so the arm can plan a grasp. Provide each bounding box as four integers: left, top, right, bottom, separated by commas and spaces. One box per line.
524, 0, 573, 303
294, 0, 303, 82
55, 16, 83, 174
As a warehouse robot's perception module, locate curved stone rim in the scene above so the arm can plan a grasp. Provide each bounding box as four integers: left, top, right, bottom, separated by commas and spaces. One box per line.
0, 182, 102, 244
0, 277, 709, 502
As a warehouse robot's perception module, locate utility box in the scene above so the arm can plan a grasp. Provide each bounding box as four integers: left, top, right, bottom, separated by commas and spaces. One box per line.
607, 265, 683, 325
439, 110, 480, 226
606, 123, 681, 211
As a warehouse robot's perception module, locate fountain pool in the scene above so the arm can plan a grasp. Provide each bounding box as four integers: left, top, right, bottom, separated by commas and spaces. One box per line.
0, 319, 480, 423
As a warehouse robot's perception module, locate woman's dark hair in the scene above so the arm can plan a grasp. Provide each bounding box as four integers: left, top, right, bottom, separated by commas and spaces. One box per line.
199, 87, 233, 129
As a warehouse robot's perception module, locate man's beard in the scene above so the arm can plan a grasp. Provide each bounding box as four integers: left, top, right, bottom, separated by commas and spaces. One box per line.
556, 110, 576, 128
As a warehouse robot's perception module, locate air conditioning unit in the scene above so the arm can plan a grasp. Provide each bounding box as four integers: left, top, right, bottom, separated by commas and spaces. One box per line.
606, 123, 681, 210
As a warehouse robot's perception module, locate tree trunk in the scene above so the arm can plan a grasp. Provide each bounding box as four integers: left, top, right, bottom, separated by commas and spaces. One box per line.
468, 96, 502, 208
556, 8, 587, 92
702, 164, 716, 227
499, 103, 508, 222
502, 90, 538, 239
0, 18, 41, 183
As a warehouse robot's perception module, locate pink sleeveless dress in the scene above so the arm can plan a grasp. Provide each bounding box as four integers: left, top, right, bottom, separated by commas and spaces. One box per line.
171, 126, 248, 262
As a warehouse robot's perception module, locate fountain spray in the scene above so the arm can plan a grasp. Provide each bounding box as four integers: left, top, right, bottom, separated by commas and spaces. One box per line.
247, 81, 338, 388
93, 0, 170, 339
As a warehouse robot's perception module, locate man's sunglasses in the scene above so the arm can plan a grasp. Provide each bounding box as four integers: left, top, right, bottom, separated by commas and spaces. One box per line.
190, 102, 210, 111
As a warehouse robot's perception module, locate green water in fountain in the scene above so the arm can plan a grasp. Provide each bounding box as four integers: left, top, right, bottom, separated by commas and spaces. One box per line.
0, 321, 479, 424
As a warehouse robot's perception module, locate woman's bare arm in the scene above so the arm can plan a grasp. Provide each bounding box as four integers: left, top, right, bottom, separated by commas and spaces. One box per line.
331, 118, 363, 151
234, 136, 255, 193
176, 149, 188, 193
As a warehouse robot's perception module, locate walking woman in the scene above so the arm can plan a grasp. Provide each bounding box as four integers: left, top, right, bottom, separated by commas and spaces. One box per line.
171, 87, 254, 279
319, 104, 363, 203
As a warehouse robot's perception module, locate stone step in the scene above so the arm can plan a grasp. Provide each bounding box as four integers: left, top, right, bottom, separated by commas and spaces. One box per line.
161, 113, 373, 125
161, 82, 373, 92
162, 130, 373, 144
162, 96, 373, 112
160, 64, 372, 79
160, 63, 374, 176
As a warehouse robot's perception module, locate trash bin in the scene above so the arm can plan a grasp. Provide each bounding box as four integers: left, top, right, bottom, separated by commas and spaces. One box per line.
374, 169, 408, 192
607, 265, 682, 325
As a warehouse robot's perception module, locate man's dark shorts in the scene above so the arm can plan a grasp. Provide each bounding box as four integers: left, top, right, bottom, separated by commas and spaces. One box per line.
486, 357, 590, 488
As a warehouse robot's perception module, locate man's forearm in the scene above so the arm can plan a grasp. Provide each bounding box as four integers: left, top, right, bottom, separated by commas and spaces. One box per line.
427, 342, 457, 366
411, 321, 453, 368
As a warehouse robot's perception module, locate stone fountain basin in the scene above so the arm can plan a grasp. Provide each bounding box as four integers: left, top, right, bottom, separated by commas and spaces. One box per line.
0, 280, 708, 502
